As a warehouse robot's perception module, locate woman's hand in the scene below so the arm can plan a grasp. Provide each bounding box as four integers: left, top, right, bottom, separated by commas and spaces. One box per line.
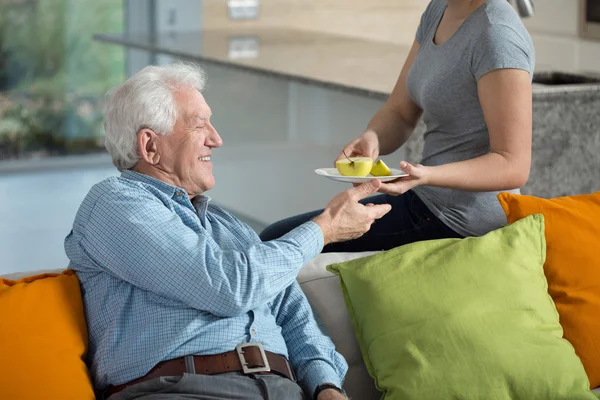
378, 161, 430, 195
335, 130, 380, 165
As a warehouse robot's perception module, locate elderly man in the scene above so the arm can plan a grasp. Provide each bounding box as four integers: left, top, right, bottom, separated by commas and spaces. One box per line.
65, 63, 390, 400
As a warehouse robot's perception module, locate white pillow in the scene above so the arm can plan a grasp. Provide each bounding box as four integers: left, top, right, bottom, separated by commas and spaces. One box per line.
298, 252, 381, 400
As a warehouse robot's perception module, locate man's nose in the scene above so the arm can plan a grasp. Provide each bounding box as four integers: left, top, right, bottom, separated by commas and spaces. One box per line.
208, 126, 223, 148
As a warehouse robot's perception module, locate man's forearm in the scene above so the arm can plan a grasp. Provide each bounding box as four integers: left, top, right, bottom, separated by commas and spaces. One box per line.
367, 104, 418, 156
273, 283, 348, 397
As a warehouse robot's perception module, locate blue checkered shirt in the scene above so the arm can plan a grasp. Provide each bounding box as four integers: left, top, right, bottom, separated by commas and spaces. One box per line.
64, 170, 347, 395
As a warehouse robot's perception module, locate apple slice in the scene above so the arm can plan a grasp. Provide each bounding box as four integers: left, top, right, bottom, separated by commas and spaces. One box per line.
335, 157, 373, 177
370, 160, 392, 176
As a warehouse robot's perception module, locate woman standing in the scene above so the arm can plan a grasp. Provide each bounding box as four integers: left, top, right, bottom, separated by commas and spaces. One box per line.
261, 0, 535, 252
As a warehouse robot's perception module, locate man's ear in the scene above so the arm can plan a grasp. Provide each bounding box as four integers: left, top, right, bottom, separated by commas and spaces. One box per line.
137, 128, 161, 165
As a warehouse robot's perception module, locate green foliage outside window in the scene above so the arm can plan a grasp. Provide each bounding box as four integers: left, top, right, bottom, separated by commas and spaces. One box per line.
0, 0, 125, 160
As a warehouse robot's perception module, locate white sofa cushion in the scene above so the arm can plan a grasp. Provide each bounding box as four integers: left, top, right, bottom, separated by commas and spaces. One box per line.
298, 251, 381, 400
4, 263, 599, 397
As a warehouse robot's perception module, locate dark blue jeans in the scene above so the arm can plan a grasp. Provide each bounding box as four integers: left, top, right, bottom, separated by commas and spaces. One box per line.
260, 190, 463, 252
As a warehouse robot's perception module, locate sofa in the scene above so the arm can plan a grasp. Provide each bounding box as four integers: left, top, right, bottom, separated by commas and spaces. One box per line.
298, 251, 600, 400
2, 249, 600, 399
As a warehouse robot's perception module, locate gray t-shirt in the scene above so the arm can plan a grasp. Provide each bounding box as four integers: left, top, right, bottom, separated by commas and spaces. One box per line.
406, 0, 535, 237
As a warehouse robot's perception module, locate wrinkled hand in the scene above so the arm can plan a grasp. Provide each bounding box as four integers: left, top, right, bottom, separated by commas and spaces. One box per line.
313, 179, 392, 245
334, 130, 380, 165
378, 161, 430, 196
317, 388, 347, 400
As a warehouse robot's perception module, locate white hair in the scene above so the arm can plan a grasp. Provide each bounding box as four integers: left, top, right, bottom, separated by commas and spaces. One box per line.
103, 62, 206, 171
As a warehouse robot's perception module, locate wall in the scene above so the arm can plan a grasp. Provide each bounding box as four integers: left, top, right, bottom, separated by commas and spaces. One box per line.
520, 0, 600, 73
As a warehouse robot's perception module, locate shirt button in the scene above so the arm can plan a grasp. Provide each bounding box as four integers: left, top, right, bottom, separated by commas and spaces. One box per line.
175, 191, 183, 197
251, 328, 257, 335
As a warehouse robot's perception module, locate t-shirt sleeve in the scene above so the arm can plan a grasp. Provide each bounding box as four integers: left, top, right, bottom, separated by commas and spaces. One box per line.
416, 0, 440, 44
415, 10, 428, 43
471, 24, 534, 81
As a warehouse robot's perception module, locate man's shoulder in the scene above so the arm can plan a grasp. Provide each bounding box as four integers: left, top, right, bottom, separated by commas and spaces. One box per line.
85, 177, 141, 205
206, 203, 259, 237
87, 175, 124, 197
206, 203, 243, 226
75, 176, 160, 222
206, 202, 230, 217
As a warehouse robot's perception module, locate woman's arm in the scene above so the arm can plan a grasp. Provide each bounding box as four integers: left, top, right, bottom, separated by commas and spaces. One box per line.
379, 68, 532, 194
336, 40, 423, 161
427, 68, 532, 190
368, 40, 424, 155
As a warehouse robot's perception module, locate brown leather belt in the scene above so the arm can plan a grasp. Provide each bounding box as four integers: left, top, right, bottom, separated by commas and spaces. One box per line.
105, 343, 296, 398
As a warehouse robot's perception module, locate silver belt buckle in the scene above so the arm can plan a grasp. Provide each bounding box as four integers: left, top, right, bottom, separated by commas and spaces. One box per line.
236, 342, 271, 374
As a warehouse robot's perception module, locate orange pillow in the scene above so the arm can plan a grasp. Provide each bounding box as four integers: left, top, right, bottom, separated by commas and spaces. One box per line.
0, 270, 94, 399
498, 192, 600, 388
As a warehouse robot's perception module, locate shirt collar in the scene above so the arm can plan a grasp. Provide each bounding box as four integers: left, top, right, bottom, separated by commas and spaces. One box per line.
121, 170, 212, 205
121, 169, 180, 198
192, 195, 211, 206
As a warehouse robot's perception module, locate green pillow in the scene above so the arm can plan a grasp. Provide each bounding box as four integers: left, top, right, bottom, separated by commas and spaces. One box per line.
327, 214, 599, 400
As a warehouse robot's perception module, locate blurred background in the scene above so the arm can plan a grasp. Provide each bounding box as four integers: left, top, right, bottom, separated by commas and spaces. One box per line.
1, 0, 599, 274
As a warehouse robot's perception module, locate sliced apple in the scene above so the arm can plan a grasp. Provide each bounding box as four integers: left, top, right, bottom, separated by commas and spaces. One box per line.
335, 157, 373, 177
370, 159, 392, 176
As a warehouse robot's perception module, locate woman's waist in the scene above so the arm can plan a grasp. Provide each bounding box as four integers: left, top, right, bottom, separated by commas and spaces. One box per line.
413, 186, 519, 237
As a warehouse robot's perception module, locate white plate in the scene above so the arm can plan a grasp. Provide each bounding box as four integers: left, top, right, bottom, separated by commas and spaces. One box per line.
315, 168, 409, 183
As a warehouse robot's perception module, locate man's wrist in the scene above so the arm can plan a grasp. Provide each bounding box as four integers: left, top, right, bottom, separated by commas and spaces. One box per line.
312, 214, 332, 246
314, 383, 346, 399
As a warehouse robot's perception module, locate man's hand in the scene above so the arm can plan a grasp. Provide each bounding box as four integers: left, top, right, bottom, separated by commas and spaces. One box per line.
313, 179, 392, 245
317, 388, 347, 400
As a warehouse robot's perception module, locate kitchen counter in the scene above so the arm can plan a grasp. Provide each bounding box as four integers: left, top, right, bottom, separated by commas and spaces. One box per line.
94, 27, 600, 101
95, 27, 600, 200
95, 28, 404, 99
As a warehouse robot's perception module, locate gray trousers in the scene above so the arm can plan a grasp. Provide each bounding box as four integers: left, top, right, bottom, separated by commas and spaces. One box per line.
106, 372, 308, 400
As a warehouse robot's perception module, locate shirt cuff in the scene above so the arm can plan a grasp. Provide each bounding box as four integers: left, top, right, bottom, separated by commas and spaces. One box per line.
301, 360, 343, 398
280, 221, 324, 263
